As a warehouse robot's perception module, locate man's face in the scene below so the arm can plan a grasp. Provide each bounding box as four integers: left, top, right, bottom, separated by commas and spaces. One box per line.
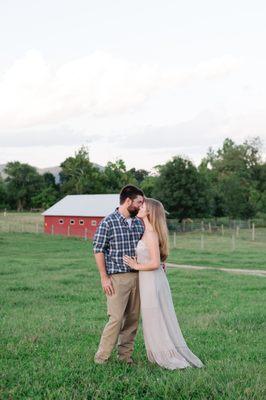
127, 195, 144, 218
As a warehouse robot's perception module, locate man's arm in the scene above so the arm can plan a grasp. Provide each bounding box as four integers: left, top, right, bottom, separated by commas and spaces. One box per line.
94, 253, 114, 296
93, 220, 114, 296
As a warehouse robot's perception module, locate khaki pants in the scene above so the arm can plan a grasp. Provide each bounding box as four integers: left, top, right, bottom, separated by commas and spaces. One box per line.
95, 272, 140, 361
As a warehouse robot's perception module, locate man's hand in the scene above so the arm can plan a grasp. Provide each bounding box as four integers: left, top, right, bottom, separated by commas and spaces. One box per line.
101, 275, 115, 296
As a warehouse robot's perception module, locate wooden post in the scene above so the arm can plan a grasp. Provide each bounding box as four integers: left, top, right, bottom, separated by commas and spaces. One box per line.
173, 232, 176, 248
221, 224, 224, 236
67, 225, 70, 237
236, 226, 240, 237
231, 234, 236, 251
201, 221, 204, 232
252, 223, 255, 241
201, 234, 204, 250
51, 225, 54, 235
208, 222, 212, 233
84, 228, 88, 240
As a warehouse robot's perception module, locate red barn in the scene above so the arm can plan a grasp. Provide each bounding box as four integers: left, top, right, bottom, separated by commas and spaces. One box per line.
42, 194, 119, 239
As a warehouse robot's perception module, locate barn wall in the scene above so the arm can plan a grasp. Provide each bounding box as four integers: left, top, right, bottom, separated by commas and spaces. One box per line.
44, 216, 103, 239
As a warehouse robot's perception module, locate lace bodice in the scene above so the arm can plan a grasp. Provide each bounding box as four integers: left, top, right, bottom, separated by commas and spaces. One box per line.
136, 240, 150, 265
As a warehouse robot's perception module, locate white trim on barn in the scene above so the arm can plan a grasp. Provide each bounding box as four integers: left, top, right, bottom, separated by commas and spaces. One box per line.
42, 194, 120, 217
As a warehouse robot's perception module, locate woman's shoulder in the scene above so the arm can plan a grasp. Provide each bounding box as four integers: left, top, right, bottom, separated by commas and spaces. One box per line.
145, 230, 159, 242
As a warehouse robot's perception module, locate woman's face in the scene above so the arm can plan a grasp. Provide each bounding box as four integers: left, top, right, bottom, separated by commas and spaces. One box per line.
137, 201, 149, 219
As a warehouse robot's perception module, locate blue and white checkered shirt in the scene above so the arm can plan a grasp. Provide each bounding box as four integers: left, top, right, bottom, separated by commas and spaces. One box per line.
93, 208, 145, 275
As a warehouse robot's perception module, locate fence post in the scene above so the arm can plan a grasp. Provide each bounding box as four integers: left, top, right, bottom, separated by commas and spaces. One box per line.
208, 222, 212, 233
51, 224, 54, 235
252, 223, 255, 241
201, 221, 204, 232
173, 232, 176, 248
201, 234, 204, 250
84, 228, 88, 240
67, 225, 70, 237
221, 224, 224, 236
231, 234, 236, 251
236, 226, 240, 237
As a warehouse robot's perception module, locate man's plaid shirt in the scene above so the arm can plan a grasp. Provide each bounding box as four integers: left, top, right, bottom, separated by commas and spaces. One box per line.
93, 208, 144, 275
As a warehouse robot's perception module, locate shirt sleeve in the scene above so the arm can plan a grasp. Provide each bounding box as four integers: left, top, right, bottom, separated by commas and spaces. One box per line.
93, 220, 110, 253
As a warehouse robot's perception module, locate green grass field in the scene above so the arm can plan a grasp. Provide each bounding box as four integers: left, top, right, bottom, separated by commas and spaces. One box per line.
168, 228, 266, 270
0, 233, 265, 399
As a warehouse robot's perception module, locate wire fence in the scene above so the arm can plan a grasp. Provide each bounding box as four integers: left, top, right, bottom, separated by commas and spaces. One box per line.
0, 211, 44, 234
0, 212, 265, 251
167, 217, 266, 232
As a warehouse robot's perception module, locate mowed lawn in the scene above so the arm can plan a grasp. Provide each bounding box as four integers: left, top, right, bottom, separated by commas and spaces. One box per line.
0, 233, 265, 400
168, 228, 266, 270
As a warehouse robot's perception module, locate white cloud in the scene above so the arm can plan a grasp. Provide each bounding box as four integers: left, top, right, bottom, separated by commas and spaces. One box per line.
115, 110, 230, 149
116, 108, 266, 153
0, 125, 100, 147
0, 50, 239, 130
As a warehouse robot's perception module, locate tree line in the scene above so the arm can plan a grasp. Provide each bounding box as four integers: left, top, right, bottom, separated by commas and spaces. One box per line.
0, 137, 265, 220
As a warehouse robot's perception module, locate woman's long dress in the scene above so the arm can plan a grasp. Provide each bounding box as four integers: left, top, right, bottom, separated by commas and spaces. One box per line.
137, 239, 204, 370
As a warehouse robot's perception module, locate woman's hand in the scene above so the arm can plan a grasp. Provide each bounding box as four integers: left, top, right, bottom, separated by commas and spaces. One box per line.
123, 255, 140, 270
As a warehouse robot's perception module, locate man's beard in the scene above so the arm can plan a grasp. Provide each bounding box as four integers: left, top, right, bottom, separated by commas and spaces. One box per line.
127, 207, 139, 218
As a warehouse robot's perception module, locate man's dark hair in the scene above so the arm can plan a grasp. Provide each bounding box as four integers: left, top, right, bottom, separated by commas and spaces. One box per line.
119, 184, 144, 205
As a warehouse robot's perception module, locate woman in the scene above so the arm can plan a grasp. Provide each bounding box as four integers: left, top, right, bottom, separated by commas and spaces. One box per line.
123, 198, 203, 370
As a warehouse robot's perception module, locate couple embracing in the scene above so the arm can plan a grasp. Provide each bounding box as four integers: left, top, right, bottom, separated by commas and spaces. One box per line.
93, 185, 203, 370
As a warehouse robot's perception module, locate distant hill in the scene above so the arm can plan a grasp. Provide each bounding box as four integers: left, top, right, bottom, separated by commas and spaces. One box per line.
0, 163, 104, 184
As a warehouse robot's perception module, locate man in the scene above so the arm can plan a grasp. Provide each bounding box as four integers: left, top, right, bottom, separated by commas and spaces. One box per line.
93, 184, 145, 364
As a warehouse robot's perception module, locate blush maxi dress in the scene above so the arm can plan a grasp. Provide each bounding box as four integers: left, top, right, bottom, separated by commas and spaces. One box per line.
136, 239, 204, 370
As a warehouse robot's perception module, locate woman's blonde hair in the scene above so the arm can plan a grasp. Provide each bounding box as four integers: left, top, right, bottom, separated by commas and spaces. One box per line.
144, 198, 169, 262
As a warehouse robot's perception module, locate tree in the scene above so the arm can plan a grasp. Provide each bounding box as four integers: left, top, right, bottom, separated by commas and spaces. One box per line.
153, 156, 211, 220
102, 159, 137, 193
60, 146, 104, 195
0, 176, 7, 209
199, 137, 262, 218
127, 168, 149, 185
31, 186, 59, 209
251, 162, 266, 216
43, 172, 57, 188
4, 162, 43, 211
140, 175, 158, 197
31, 172, 60, 209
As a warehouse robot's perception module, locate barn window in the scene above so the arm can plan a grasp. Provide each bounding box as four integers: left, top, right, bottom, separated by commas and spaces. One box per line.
79, 220, 84, 225
70, 219, 75, 225
59, 219, 64, 224
91, 220, 97, 226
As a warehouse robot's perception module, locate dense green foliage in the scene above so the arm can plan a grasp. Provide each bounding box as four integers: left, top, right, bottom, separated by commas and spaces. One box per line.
0, 233, 265, 399
1, 137, 266, 219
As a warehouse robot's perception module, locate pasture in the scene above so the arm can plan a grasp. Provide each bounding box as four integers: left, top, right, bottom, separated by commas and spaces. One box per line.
1, 212, 266, 270
168, 228, 266, 270
0, 232, 265, 399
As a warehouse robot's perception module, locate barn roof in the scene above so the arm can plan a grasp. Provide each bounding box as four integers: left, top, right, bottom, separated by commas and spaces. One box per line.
42, 194, 120, 217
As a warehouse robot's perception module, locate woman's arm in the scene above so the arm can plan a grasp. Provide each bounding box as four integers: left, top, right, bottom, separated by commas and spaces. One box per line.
123, 232, 161, 271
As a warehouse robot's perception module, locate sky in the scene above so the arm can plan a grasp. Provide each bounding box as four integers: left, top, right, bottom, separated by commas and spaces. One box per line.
0, 0, 266, 172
